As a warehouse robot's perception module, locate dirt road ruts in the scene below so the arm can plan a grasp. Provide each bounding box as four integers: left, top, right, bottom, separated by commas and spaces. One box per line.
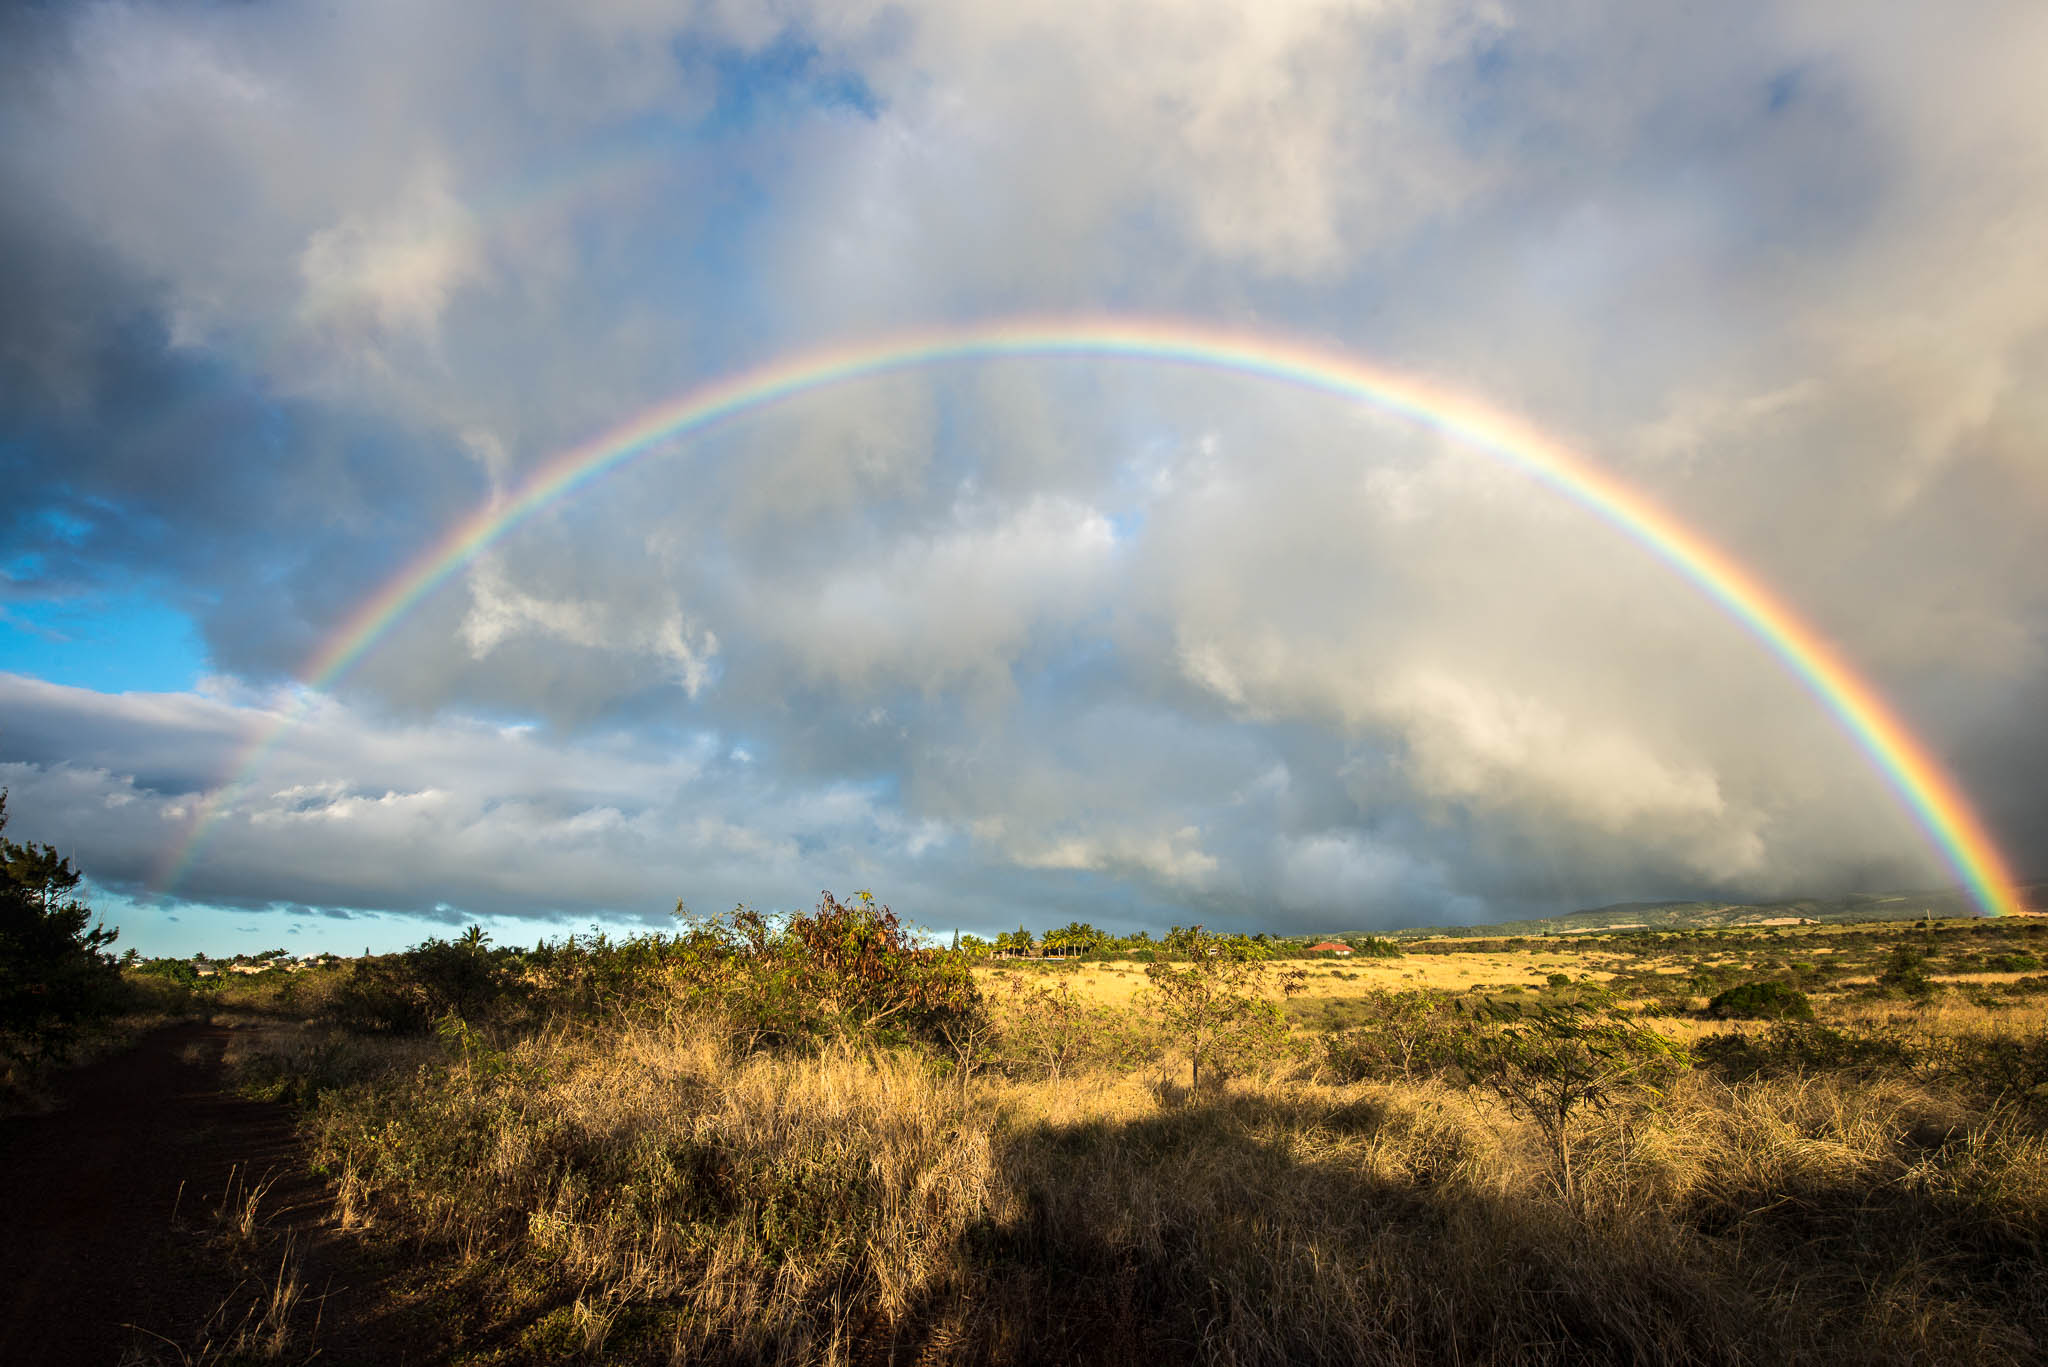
0, 1020, 401, 1365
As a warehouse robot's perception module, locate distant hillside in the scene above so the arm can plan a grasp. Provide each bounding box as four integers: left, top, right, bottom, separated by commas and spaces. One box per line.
1386, 879, 2046, 939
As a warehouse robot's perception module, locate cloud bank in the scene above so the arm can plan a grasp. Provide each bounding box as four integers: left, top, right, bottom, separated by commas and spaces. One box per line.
2, 1, 2044, 947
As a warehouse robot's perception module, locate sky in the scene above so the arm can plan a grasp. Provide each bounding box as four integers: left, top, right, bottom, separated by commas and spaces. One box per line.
2, 1, 2045, 957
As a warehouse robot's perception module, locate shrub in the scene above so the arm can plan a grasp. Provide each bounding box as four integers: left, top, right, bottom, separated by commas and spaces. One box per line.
132, 957, 201, 988
1706, 980, 1814, 1021
782, 891, 980, 1044
333, 934, 527, 1034
1877, 945, 1934, 1000
1922, 1031, 2048, 1109
648, 892, 983, 1049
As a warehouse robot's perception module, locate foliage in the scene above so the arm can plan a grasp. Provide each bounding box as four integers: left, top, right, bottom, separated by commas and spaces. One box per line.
1321, 989, 1465, 1082
1876, 944, 1935, 1000
0, 790, 123, 1063
1142, 925, 1296, 1092
131, 957, 202, 987
204, 914, 2048, 1364
334, 929, 525, 1034
994, 926, 1036, 956
327, 892, 982, 1050
274, 1000, 2048, 1367
1040, 920, 1112, 957
989, 976, 1152, 1081
778, 890, 981, 1043
1456, 993, 1688, 1205
1706, 980, 1815, 1021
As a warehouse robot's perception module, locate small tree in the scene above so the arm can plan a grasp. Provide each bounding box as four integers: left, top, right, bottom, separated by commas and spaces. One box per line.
991, 976, 1143, 1082
0, 791, 122, 1062
936, 1000, 1004, 1106
1458, 995, 1687, 1208
1325, 989, 1462, 1081
1143, 925, 1291, 1094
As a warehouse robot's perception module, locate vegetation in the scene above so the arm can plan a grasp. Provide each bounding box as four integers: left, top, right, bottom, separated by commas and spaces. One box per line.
0, 790, 123, 1070
1141, 925, 1298, 1092
1453, 992, 1688, 1206
1706, 979, 1814, 1020
166, 901, 2048, 1364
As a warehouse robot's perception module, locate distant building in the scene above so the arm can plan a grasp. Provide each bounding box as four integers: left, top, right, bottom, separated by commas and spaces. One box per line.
1306, 941, 1353, 956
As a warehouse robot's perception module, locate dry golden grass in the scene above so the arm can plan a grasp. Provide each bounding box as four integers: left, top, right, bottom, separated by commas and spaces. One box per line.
213, 921, 2048, 1364
978, 951, 1612, 1008
267, 996, 2048, 1366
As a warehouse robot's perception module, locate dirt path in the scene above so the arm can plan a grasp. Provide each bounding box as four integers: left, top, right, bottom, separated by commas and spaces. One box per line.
0, 1020, 403, 1366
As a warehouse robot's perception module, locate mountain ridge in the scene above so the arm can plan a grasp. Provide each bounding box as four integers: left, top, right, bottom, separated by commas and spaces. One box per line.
1380, 879, 2047, 939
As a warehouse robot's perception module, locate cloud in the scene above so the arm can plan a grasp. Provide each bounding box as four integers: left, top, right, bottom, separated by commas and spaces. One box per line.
460, 553, 720, 697
2, 1, 2044, 947
298, 163, 486, 345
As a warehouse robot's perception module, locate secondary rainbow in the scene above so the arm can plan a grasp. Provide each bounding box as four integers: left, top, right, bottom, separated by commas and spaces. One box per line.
156, 317, 2026, 917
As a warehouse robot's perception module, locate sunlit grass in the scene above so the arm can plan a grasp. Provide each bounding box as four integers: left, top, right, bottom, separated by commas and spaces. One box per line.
216, 917, 2048, 1364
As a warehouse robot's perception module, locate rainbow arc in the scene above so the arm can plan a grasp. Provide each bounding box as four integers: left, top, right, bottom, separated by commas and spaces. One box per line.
156, 318, 2025, 918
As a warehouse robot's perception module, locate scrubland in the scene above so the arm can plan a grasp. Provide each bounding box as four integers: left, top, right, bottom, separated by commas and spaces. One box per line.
198, 904, 2048, 1365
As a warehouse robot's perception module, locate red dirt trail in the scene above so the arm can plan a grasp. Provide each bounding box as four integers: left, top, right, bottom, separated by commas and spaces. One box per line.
0, 1020, 402, 1366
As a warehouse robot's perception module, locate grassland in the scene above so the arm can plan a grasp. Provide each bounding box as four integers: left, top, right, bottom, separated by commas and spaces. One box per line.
190, 911, 2048, 1365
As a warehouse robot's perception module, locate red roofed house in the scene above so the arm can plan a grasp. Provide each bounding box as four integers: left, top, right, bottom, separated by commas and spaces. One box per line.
1306, 941, 1353, 955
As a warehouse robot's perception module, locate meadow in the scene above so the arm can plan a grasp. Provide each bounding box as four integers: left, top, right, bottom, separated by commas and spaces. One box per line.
176, 902, 2048, 1365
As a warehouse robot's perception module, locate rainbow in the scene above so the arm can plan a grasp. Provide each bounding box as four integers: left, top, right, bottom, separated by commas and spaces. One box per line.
156, 317, 2025, 917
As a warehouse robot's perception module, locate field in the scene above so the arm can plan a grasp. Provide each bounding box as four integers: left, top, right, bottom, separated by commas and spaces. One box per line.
113, 911, 2048, 1364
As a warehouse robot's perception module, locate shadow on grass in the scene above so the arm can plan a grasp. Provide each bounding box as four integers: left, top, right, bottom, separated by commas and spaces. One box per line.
313, 1073, 2047, 1366
871, 1087, 2041, 1367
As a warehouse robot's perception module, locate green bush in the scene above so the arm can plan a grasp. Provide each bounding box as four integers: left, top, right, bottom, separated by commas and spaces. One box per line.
328, 893, 981, 1049
1705, 981, 1814, 1021
778, 890, 982, 1045
333, 931, 527, 1034
1876, 944, 1935, 999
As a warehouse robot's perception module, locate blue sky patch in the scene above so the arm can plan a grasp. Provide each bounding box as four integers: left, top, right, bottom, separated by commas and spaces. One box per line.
0, 589, 208, 693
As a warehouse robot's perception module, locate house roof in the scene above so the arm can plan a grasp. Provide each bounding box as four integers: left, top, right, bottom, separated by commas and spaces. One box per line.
1306, 941, 1353, 952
